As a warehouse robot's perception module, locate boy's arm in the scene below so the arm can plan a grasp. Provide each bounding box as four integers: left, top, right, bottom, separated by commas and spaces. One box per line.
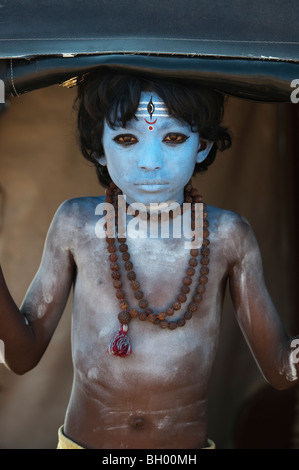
228, 216, 298, 390
0, 201, 75, 374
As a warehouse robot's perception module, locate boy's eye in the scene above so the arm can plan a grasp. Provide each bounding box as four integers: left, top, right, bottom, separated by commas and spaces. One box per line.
163, 133, 189, 144
113, 134, 138, 145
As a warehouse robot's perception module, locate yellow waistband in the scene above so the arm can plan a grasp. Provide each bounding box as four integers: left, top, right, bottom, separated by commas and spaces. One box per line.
57, 425, 215, 450
57, 426, 84, 449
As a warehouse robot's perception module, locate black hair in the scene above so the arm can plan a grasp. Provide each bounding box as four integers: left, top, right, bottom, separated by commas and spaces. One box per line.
75, 68, 231, 187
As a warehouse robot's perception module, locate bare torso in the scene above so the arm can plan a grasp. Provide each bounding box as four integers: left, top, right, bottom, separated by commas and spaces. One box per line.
2, 193, 293, 449
61, 196, 229, 449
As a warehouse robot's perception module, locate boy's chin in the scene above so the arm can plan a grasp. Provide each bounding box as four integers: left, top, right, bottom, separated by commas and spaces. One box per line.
126, 194, 175, 207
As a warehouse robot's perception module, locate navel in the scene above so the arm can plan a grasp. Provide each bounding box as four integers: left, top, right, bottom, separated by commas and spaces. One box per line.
129, 416, 146, 431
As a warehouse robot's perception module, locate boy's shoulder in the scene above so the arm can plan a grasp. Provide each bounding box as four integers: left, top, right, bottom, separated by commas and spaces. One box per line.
52, 196, 105, 230
207, 204, 259, 265
208, 203, 250, 226
207, 204, 255, 243
55, 195, 105, 217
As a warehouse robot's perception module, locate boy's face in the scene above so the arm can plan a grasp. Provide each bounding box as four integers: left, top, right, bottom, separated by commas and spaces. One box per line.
100, 92, 211, 205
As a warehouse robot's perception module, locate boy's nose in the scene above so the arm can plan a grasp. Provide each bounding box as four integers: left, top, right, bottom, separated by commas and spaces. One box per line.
138, 145, 163, 171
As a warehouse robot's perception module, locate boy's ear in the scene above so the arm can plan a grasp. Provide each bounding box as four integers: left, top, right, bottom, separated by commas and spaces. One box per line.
94, 153, 107, 166
196, 140, 214, 164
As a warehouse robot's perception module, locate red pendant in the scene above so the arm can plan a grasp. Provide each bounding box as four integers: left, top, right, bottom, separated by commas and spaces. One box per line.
108, 324, 132, 357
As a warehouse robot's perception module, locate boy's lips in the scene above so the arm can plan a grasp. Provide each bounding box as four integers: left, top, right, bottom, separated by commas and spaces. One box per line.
135, 181, 169, 185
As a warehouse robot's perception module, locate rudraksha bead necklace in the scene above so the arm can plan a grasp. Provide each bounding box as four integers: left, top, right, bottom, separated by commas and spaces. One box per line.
104, 181, 210, 357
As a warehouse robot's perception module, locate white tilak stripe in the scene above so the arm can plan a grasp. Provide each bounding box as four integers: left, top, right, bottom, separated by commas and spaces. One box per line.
137, 107, 168, 111
135, 114, 169, 117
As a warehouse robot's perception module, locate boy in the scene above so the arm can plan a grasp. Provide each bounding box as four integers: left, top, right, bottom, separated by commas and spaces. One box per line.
0, 70, 298, 449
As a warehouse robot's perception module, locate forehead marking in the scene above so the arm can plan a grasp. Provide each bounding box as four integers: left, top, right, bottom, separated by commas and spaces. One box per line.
136, 96, 169, 130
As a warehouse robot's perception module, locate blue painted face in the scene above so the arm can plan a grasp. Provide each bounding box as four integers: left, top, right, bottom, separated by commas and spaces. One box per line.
100, 92, 212, 205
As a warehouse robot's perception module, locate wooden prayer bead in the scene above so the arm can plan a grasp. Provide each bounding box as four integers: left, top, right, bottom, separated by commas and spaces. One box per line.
106, 188, 114, 196
109, 253, 118, 262
113, 280, 122, 289
183, 276, 192, 286
119, 300, 128, 310
184, 311, 193, 320
200, 266, 209, 275
134, 291, 143, 300
178, 293, 187, 303
202, 238, 210, 247
197, 285, 206, 294
201, 257, 210, 266
186, 267, 195, 277
199, 275, 208, 284
122, 252, 130, 261
111, 271, 121, 280
138, 312, 147, 321
190, 249, 199, 257
203, 229, 210, 239
188, 303, 198, 312
118, 311, 131, 324
131, 281, 140, 291
117, 237, 126, 244
119, 244, 128, 252
177, 318, 186, 327
168, 322, 178, 330
125, 261, 133, 271
201, 247, 210, 257
110, 262, 119, 271
173, 302, 181, 311
127, 271, 136, 281
158, 311, 167, 320
139, 299, 148, 309
107, 245, 117, 253
116, 290, 125, 299
159, 320, 168, 329
189, 258, 198, 267
181, 285, 190, 294
147, 313, 157, 322
166, 307, 174, 316
129, 309, 139, 318
193, 294, 203, 303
